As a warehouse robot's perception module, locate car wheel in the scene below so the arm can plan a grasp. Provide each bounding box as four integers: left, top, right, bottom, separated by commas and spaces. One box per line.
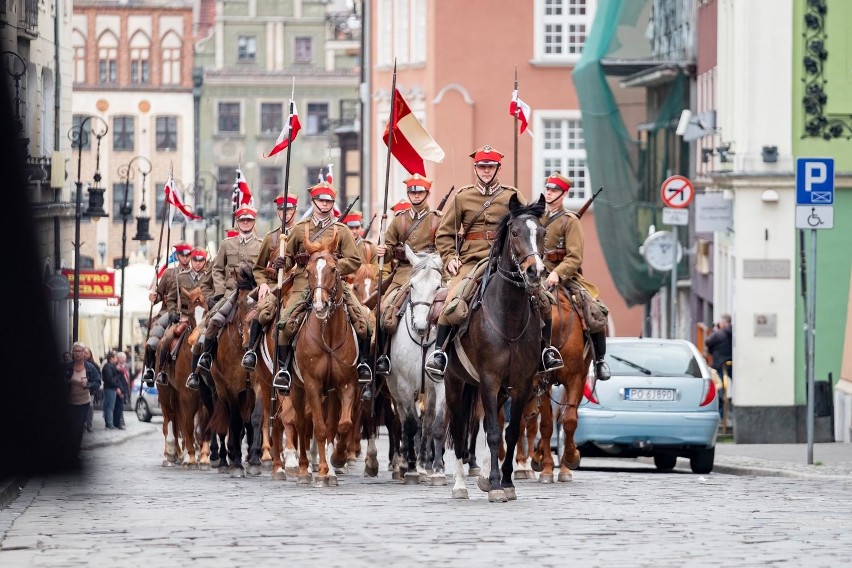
690, 447, 715, 474
136, 398, 152, 422
653, 453, 677, 470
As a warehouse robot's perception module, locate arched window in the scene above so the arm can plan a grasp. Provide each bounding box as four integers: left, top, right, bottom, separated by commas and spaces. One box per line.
72, 30, 86, 84
130, 31, 151, 84
161, 32, 182, 85
98, 31, 118, 84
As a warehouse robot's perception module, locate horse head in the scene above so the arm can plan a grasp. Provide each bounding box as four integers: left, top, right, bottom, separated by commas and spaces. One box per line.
305, 227, 341, 321
404, 244, 443, 336
180, 287, 208, 327
494, 193, 546, 289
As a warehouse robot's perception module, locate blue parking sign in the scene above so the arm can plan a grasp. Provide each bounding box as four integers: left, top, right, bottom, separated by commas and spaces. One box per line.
796, 158, 834, 205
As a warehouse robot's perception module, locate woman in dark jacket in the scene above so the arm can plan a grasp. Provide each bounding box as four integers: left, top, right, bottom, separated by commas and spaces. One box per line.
64, 342, 102, 454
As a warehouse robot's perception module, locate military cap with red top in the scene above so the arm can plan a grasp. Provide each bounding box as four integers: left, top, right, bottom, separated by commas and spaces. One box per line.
235, 205, 257, 220
174, 242, 193, 255
404, 173, 432, 192
470, 144, 504, 165
390, 199, 412, 213
544, 172, 573, 193
190, 247, 208, 261
274, 194, 298, 210
342, 210, 363, 228
225, 228, 240, 238
309, 181, 336, 202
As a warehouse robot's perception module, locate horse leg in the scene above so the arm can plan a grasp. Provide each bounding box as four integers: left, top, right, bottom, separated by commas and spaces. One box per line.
182, 394, 199, 469
559, 403, 581, 482
328, 395, 347, 474
466, 393, 482, 477
257, 382, 273, 465
228, 395, 246, 478
245, 393, 263, 476
363, 393, 379, 478
305, 384, 330, 485
537, 387, 556, 483
427, 381, 448, 486
292, 389, 311, 484
400, 403, 419, 485
498, 393, 526, 502
446, 376, 470, 499
347, 397, 363, 465
271, 397, 286, 480
282, 396, 300, 477
477, 385, 506, 502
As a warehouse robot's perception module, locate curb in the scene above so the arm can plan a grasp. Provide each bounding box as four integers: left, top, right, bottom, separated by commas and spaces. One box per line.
80, 427, 157, 451
0, 476, 27, 510
636, 456, 849, 480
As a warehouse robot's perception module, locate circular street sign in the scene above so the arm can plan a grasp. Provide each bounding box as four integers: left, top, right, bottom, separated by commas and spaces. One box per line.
660, 175, 695, 209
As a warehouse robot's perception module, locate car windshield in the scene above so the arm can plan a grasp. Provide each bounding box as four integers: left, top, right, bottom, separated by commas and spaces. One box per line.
605, 342, 702, 377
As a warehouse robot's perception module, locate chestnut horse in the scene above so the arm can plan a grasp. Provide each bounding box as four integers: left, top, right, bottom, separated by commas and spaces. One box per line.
155, 287, 210, 469
290, 230, 359, 486
442, 195, 548, 502
534, 285, 592, 483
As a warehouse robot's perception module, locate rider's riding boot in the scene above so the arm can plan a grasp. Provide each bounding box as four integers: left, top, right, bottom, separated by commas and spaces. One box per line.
375, 332, 391, 376
540, 318, 564, 372
197, 339, 217, 373
272, 344, 293, 395
155, 370, 169, 385
142, 347, 156, 386
592, 331, 611, 381
240, 320, 263, 371
185, 351, 203, 390
425, 324, 453, 378
356, 336, 373, 385
155, 345, 169, 385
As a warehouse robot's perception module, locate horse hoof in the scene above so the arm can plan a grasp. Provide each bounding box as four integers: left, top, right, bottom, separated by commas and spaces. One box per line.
403, 472, 420, 485
488, 489, 508, 503
285, 466, 299, 477
209, 458, 221, 469
477, 475, 490, 493
386, 463, 394, 471
328, 476, 339, 487
247, 464, 262, 476
218, 465, 229, 474
183, 462, 199, 471
347, 459, 357, 467
314, 476, 329, 488
391, 470, 402, 481
503, 486, 517, 501
419, 472, 429, 483
230, 466, 246, 479
567, 459, 581, 471
333, 466, 348, 475
272, 468, 287, 481
199, 463, 210, 472
261, 460, 273, 471
429, 473, 447, 486
531, 459, 543, 473
162, 459, 175, 468
467, 467, 481, 478
558, 471, 574, 482
297, 473, 312, 485
513, 469, 528, 480
451, 488, 469, 499
331, 457, 347, 470
364, 466, 379, 478
539, 473, 554, 484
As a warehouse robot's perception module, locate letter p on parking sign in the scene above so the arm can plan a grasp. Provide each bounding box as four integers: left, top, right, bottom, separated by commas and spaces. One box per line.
796, 158, 834, 205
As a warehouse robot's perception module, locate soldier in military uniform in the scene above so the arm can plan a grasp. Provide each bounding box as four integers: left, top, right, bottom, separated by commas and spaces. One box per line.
186, 206, 263, 390
271, 181, 372, 395
155, 247, 213, 384
343, 210, 380, 274
142, 242, 193, 385
541, 172, 610, 381
425, 145, 563, 376
373, 173, 441, 375
241, 193, 298, 371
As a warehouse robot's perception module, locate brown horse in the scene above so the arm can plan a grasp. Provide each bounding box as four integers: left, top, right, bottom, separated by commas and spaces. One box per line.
154, 287, 208, 468
442, 195, 547, 502
290, 230, 358, 486
207, 263, 260, 477
535, 285, 593, 483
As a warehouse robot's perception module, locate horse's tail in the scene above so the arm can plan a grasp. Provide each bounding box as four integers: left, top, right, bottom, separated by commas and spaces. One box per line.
195, 402, 210, 442
240, 384, 255, 423
209, 397, 230, 436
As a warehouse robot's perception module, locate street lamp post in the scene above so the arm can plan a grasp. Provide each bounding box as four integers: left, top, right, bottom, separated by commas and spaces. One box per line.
198, 171, 221, 243
117, 156, 152, 353
68, 115, 109, 343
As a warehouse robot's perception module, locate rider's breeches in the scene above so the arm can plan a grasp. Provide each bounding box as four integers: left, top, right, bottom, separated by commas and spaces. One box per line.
204, 290, 237, 341
146, 312, 171, 350
436, 263, 476, 327
341, 282, 372, 340
591, 330, 607, 360
256, 290, 279, 326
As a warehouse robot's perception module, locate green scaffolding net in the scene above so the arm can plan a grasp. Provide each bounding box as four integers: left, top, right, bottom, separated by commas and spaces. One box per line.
573, 0, 688, 307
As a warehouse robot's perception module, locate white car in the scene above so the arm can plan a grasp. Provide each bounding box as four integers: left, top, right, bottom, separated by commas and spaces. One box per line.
130, 373, 161, 422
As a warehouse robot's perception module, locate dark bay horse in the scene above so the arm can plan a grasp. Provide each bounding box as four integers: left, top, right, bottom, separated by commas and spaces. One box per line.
290, 230, 359, 486
443, 194, 547, 502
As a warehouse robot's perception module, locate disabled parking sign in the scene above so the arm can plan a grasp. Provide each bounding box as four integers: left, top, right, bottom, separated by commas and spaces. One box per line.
796, 158, 834, 205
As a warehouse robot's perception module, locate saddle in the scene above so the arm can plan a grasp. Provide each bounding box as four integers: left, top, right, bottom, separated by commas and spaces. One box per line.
428, 288, 447, 328
563, 281, 608, 334
169, 321, 191, 359
380, 284, 411, 334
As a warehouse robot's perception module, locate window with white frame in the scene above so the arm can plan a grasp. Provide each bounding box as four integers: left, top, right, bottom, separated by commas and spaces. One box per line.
130, 32, 150, 84
534, 0, 595, 63
306, 103, 329, 136
394, 0, 409, 63
217, 102, 241, 134
98, 31, 118, 84
72, 30, 86, 83
260, 103, 283, 134
294, 37, 312, 64
161, 32, 182, 85
411, 0, 427, 64
238, 36, 257, 63
535, 113, 588, 204
376, 0, 392, 66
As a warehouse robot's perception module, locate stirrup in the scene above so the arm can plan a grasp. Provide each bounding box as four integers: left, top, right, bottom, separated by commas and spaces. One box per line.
198, 352, 213, 371
595, 360, 612, 381
357, 363, 373, 385
142, 368, 155, 387
155, 372, 169, 386
375, 355, 391, 376
273, 369, 292, 395
241, 350, 257, 371
541, 346, 564, 372
424, 350, 447, 377
185, 373, 199, 391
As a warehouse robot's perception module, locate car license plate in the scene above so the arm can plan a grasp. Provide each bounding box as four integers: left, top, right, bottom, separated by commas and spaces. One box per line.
625, 388, 675, 401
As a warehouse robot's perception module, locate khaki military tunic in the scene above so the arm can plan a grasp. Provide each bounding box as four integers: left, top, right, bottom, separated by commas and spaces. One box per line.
154, 265, 187, 316
175, 268, 214, 316
212, 233, 263, 297
541, 207, 599, 299
380, 206, 440, 309
253, 223, 295, 287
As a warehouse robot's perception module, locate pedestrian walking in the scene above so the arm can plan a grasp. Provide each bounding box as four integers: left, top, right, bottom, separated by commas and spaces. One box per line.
64, 342, 102, 456
115, 351, 131, 428
101, 351, 121, 429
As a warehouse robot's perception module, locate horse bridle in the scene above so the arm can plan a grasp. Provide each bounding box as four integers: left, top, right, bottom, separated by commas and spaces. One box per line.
495, 215, 543, 292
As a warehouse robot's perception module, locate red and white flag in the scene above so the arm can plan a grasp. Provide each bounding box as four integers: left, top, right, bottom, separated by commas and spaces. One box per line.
265, 101, 302, 158
163, 176, 201, 222
234, 168, 252, 205
509, 90, 533, 136
383, 89, 445, 176
326, 163, 334, 185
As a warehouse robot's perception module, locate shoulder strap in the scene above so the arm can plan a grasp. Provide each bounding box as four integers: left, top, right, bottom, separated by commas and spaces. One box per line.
543, 210, 567, 228
401, 211, 431, 244
460, 186, 505, 237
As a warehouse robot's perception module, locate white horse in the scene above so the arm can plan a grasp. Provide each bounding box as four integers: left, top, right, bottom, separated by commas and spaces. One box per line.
384, 245, 446, 485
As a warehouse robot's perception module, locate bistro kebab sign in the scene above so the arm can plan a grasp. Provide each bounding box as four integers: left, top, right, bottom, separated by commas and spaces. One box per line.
61, 269, 117, 299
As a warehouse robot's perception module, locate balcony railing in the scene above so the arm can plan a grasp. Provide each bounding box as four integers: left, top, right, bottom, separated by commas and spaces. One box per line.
327, 11, 361, 41
21, 0, 38, 32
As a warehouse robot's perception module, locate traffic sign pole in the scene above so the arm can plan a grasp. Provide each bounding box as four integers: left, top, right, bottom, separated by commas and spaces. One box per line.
806, 229, 816, 464
670, 225, 678, 339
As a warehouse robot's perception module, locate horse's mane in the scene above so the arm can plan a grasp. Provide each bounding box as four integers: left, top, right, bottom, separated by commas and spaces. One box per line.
492, 195, 546, 260
235, 261, 257, 290
410, 250, 442, 274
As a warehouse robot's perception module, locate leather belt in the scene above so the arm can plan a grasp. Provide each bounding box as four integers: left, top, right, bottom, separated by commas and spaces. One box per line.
544, 249, 567, 262
464, 230, 497, 241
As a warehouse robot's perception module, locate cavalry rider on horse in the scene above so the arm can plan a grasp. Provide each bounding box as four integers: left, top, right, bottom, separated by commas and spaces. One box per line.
142, 242, 193, 385
541, 172, 611, 382
425, 145, 564, 377
374, 173, 441, 376
186, 205, 263, 390
154, 247, 213, 385
271, 181, 374, 395
241, 193, 298, 371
